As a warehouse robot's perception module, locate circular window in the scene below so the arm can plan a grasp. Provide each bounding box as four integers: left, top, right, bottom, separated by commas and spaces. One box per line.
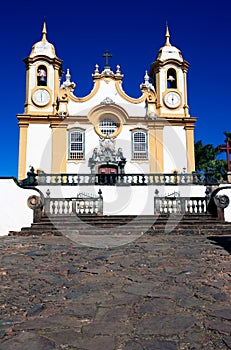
98, 118, 119, 137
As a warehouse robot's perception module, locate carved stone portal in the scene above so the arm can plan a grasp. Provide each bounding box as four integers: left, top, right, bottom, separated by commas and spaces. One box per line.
88, 138, 126, 174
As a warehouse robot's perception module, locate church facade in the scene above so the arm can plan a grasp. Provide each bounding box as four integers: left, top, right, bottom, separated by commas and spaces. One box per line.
17, 23, 196, 181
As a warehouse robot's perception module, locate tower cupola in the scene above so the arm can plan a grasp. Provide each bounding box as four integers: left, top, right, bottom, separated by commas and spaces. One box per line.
29, 22, 56, 59
23, 22, 63, 114
156, 24, 183, 62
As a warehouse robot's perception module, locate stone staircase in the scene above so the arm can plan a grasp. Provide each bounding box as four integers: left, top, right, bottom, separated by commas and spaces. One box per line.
9, 213, 231, 237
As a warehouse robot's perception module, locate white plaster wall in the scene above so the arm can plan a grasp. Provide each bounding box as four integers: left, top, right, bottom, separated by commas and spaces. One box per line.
177, 70, 184, 92
117, 125, 150, 173
163, 126, 187, 173
30, 64, 37, 90
66, 123, 150, 174
48, 68, 55, 91
26, 124, 52, 173
159, 69, 166, 96
68, 80, 146, 117
0, 179, 39, 236
67, 125, 99, 173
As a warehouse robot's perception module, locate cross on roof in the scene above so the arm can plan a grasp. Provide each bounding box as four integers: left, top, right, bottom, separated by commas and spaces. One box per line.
218, 136, 231, 172
102, 50, 112, 68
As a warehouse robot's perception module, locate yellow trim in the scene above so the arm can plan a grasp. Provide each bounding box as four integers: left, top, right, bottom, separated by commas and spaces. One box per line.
95, 115, 122, 139
51, 126, 67, 173
88, 104, 129, 138
69, 80, 100, 102
185, 125, 195, 172
149, 125, 164, 173
115, 81, 146, 103
183, 69, 189, 116
18, 124, 28, 180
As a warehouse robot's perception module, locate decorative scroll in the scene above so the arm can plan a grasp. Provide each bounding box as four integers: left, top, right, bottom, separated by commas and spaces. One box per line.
27, 195, 43, 209
214, 195, 230, 209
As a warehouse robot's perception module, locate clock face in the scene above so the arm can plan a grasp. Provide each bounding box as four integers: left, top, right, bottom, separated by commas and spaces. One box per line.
32, 89, 50, 106
164, 91, 181, 108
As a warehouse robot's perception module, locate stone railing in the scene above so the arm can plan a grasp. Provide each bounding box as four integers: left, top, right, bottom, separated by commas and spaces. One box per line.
37, 172, 217, 186
154, 196, 208, 214
44, 190, 103, 216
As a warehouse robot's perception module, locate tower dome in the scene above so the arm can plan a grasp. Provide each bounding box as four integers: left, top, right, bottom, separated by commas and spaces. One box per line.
157, 24, 183, 62
29, 22, 56, 59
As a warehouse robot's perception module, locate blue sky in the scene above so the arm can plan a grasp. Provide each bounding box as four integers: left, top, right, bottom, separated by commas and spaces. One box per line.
0, 0, 230, 177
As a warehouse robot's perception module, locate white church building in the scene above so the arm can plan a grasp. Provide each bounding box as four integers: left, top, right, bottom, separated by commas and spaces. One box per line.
17, 22, 196, 181
1, 22, 231, 236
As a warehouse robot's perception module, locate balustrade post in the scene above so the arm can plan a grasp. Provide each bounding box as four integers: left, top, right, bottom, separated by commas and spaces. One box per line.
180, 198, 185, 214
98, 189, 103, 214
44, 189, 51, 215
72, 199, 76, 214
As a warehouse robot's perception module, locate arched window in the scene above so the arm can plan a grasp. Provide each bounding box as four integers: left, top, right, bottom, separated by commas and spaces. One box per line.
68, 130, 85, 160
98, 118, 119, 137
167, 68, 177, 89
37, 65, 47, 86
132, 130, 148, 159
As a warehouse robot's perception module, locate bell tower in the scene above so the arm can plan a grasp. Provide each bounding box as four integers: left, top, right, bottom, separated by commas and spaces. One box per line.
148, 25, 196, 173
23, 22, 63, 114
149, 24, 190, 118
17, 22, 63, 180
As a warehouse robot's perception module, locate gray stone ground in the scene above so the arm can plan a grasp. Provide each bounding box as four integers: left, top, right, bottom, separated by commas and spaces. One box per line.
0, 232, 230, 350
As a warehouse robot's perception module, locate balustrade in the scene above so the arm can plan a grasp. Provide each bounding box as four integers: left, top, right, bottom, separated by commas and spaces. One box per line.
154, 197, 208, 214
44, 190, 103, 216
37, 172, 213, 186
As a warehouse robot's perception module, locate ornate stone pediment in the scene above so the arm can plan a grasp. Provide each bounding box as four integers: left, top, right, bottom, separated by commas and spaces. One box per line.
88, 137, 126, 173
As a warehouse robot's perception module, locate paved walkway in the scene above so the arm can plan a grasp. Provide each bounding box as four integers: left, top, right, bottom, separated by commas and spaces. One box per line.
0, 232, 230, 350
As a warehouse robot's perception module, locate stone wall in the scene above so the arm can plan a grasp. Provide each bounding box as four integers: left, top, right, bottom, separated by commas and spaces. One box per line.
0, 178, 39, 236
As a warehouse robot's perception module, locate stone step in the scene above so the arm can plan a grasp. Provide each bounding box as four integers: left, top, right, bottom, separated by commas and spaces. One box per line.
30, 219, 225, 229
36, 216, 221, 226
11, 226, 231, 237
27, 221, 230, 232
11, 213, 231, 237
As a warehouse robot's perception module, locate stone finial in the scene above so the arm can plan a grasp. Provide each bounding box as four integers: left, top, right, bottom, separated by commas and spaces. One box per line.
42, 21, 47, 42
165, 22, 171, 46
94, 64, 100, 75
116, 65, 121, 75
60, 69, 76, 89
144, 70, 149, 86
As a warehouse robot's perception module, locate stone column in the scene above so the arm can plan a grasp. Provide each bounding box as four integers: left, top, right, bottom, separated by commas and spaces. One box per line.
18, 123, 29, 180
185, 124, 195, 173
149, 122, 164, 173
51, 124, 67, 173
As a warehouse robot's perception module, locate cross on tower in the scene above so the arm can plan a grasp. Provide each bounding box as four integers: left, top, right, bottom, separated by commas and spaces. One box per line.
218, 136, 231, 172
102, 50, 112, 68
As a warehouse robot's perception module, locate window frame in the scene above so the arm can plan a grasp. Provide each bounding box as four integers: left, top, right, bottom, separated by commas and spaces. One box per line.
98, 118, 119, 137
131, 130, 148, 160
68, 129, 85, 160
167, 68, 177, 89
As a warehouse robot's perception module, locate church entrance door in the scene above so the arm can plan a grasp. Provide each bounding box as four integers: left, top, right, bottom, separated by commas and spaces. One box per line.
98, 165, 118, 184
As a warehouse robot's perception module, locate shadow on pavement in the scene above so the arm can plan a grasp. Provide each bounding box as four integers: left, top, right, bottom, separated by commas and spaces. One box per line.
208, 236, 231, 254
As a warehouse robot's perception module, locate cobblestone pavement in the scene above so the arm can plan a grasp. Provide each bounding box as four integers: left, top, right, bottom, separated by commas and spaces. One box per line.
0, 232, 230, 350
